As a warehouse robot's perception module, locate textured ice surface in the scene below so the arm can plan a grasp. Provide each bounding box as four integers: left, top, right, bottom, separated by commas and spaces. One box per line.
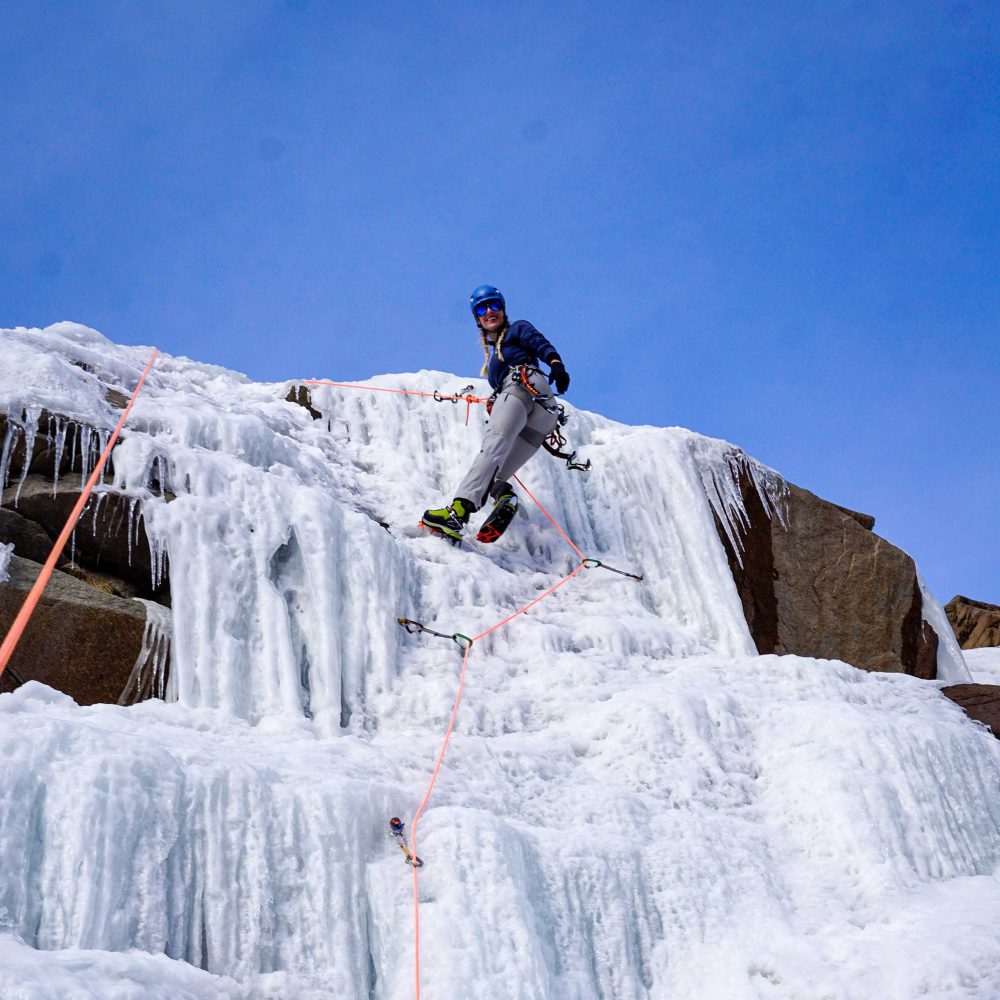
0, 324, 992, 999
0, 931, 241, 999
965, 647, 1000, 685
0, 541, 12, 583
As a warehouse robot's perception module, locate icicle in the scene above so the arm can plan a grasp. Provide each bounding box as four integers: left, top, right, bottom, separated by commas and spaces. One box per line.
69, 420, 79, 484
697, 446, 789, 567
126, 496, 140, 566
13, 405, 40, 506
148, 531, 166, 591
51, 417, 68, 497
79, 425, 92, 490
0, 419, 21, 491
118, 600, 173, 704
96, 430, 109, 485
90, 489, 108, 535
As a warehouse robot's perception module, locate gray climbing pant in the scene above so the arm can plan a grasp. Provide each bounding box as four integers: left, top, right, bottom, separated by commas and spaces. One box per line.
454, 368, 560, 511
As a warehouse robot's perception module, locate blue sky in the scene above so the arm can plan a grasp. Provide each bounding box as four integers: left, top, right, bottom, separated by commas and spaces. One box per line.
2, 1, 997, 604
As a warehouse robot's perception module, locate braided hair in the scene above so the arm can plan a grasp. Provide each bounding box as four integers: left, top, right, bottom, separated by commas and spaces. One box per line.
479, 321, 508, 376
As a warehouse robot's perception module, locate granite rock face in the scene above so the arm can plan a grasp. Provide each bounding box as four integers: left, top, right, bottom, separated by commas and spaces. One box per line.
941, 684, 1000, 738
0, 406, 172, 705
2, 476, 167, 601
0, 553, 150, 705
711, 459, 938, 678
1, 405, 170, 604
0, 508, 66, 567
945, 596, 1000, 650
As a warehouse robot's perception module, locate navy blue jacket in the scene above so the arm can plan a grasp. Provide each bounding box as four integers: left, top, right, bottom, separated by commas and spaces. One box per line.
486, 320, 559, 391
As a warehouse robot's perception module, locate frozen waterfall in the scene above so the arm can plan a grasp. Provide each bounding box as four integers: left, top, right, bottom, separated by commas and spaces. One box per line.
0, 323, 996, 1000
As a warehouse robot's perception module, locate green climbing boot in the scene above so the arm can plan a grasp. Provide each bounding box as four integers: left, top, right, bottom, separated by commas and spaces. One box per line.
421, 498, 474, 543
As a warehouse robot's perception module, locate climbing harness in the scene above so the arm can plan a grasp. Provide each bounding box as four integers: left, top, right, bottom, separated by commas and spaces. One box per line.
515, 364, 544, 396
511, 366, 591, 473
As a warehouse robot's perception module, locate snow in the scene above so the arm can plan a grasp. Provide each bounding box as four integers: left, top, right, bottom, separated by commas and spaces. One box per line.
0, 931, 241, 999
965, 647, 1000, 685
0, 541, 12, 583
0, 323, 997, 999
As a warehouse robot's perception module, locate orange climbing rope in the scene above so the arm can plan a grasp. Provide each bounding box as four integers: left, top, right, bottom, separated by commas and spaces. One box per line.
304, 378, 487, 425
513, 473, 585, 560
304, 372, 640, 999
404, 476, 594, 1000
0, 348, 159, 678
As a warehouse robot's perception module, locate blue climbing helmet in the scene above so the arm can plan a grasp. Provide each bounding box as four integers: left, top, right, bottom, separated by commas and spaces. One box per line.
470, 284, 505, 317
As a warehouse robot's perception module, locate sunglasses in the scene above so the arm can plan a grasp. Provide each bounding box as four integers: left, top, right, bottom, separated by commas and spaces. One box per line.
474, 300, 504, 317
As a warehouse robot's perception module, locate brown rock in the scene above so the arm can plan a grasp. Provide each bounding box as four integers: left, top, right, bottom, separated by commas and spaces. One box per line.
60, 564, 139, 601
713, 457, 937, 677
0, 554, 148, 704
2, 475, 168, 601
945, 596, 1000, 650
941, 684, 1000, 738
105, 388, 130, 409
0, 508, 66, 566
285, 384, 323, 420
828, 502, 876, 531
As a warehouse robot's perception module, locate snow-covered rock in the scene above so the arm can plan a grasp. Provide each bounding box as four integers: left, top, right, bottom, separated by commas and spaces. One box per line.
0, 323, 995, 999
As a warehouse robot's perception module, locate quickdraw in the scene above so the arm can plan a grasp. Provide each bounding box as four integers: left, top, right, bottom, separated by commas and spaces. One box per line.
583, 557, 644, 581
433, 384, 476, 403
397, 617, 473, 652
433, 385, 484, 425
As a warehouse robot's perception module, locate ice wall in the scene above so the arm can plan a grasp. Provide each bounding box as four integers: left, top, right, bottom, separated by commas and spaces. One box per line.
1, 323, 762, 731
0, 324, 996, 999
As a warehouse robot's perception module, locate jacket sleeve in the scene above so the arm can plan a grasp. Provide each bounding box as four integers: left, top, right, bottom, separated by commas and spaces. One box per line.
517, 321, 560, 365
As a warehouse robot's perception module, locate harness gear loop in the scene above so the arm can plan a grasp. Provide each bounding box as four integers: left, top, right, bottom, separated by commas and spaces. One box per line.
543, 425, 592, 472
516, 364, 543, 396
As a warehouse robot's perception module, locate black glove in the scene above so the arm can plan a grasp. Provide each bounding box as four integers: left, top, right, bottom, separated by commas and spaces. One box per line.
547, 360, 570, 395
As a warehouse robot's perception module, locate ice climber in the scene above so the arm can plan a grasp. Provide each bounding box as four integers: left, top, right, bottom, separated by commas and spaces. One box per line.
421, 284, 571, 544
